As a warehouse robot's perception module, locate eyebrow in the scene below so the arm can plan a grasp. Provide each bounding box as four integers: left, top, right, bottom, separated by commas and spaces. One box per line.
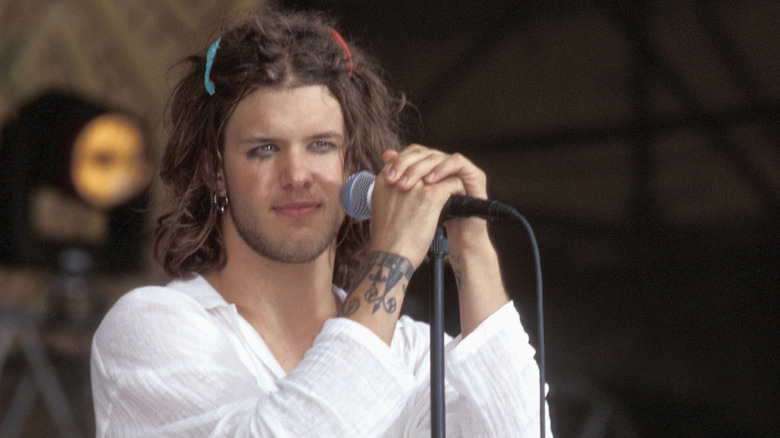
308, 131, 345, 143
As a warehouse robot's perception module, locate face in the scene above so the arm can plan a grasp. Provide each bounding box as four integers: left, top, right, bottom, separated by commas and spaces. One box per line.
220, 85, 347, 264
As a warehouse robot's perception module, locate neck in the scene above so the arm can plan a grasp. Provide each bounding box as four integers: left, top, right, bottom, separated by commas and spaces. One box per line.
201, 213, 343, 371
204, 242, 339, 324
206, 242, 339, 372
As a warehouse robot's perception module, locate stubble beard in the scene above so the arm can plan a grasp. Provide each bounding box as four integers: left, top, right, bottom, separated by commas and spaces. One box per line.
228, 194, 345, 264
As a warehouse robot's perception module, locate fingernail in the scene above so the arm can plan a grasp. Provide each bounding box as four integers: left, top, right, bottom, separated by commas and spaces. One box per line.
387, 167, 396, 180
425, 172, 436, 182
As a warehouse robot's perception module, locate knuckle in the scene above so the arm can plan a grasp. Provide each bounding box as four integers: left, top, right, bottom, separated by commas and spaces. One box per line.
406, 143, 425, 153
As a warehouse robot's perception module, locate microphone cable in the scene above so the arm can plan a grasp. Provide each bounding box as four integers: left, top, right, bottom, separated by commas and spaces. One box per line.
508, 210, 547, 438
488, 208, 547, 438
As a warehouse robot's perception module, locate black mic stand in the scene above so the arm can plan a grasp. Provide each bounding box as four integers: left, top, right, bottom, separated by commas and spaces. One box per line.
428, 226, 448, 438
426, 207, 546, 438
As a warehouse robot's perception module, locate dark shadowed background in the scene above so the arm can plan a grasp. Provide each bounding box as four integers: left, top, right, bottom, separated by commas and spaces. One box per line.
1, 1, 777, 437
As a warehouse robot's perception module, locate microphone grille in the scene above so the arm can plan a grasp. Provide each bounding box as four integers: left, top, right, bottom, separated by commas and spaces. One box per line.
339, 171, 375, 221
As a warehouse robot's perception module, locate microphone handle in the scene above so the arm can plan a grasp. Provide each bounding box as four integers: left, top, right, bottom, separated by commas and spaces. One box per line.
439, 195, 517, 223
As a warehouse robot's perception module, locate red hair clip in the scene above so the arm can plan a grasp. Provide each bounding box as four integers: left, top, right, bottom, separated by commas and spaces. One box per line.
328, 28, 353, 78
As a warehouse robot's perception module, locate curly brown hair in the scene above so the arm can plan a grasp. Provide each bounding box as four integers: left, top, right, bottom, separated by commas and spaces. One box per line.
154, 8, 405, 288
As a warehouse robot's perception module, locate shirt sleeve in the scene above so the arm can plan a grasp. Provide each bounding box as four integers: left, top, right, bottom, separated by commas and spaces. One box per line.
385, 302, 553, 438
446, 302, 553, 437
90, 287, 417, 437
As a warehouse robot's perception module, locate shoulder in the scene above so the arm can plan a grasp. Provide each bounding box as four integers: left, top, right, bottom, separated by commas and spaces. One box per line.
98, 275, 222, 326
96, 282, 202, 334
92, 277, 229, 362
109, 283, 191, 312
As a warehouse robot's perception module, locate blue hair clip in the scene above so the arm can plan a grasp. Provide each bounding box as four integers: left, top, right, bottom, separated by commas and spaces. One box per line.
204, 37, 221, 96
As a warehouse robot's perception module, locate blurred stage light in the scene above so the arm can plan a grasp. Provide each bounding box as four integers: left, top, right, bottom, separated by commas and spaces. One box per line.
71, 112, 150, 208
0, 90, 152, 273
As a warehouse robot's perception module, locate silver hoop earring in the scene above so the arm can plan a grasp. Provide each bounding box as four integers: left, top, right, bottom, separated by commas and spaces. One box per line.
213, 193, 229, 214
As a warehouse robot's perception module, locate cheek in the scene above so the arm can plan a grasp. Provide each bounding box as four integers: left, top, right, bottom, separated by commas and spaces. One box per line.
224, 161, 266, 198
241, 171, 275, 198
319, 160, 346, 190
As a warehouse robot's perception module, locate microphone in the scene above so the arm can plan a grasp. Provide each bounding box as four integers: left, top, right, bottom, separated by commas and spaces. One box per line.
339, 171, 518, 222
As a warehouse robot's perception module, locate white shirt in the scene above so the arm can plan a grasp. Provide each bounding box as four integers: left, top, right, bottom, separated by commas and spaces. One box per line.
91, 275, 551, 437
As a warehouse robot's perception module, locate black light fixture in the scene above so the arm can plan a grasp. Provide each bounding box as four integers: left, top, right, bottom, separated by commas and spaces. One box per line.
0, 90, 152, 273
0, 90, 153, 437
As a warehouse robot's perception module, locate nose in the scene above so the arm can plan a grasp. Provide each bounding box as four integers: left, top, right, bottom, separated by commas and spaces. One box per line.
279, 147, 313, 189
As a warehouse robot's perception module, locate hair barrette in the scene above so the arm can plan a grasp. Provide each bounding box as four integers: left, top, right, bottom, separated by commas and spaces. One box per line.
204, 37, 221, 95
327, 28, 353, 78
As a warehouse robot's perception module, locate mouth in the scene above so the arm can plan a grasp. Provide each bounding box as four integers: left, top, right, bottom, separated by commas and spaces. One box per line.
272, 201, 321, 218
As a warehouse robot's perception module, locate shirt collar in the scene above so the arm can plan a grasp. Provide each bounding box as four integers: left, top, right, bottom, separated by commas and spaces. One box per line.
167, 274, 229, 310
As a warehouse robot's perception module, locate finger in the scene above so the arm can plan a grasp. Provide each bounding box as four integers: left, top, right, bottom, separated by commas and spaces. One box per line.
381, 149, 398, 166
396, 152, 451, 189
384, 145, 447, 189
368, 177, 444, 266
425, 152, 488, 198
382, 144, 429, 183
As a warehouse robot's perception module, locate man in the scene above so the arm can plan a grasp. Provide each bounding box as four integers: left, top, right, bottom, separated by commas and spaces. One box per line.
91, 8, 552, 437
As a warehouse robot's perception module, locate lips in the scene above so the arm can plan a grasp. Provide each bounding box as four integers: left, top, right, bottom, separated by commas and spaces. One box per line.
273, 201, 320, 218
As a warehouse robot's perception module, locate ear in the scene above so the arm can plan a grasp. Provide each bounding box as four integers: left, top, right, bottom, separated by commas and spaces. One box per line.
215, 169, 226, 197
199, 151, 226, 197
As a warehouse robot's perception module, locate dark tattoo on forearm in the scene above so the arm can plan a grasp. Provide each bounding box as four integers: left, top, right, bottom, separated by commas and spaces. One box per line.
340, 296, 360, 316
340, 251, 414, 316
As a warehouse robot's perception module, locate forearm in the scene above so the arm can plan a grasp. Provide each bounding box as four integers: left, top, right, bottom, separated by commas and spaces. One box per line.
448, 221, 509, 337
339, 250, 414, 344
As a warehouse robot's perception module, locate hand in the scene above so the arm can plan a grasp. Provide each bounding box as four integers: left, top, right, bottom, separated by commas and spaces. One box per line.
370, 145, 491, 266
369, 144, 508, 337
383, 145, 492, 252
381, 145, 487, 199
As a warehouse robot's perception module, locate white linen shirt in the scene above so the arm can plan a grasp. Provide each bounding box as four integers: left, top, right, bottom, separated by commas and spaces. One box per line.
91, 275, 551, 437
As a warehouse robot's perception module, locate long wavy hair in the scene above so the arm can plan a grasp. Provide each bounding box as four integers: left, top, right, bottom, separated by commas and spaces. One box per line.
154, 8, 405, 288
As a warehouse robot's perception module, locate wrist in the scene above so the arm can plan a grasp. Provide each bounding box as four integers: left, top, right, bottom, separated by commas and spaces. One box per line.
340, 250, 414, 344
341, 250, 414, 315
446, 218, 493, 257
367, 241, 425, 269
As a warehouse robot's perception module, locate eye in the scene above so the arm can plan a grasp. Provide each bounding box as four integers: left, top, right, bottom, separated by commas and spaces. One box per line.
248, 144, 277, 158
310, 141, 337, 153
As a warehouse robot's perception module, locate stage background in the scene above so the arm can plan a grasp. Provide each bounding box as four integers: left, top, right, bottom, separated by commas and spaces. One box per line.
1, 1, 777, 437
